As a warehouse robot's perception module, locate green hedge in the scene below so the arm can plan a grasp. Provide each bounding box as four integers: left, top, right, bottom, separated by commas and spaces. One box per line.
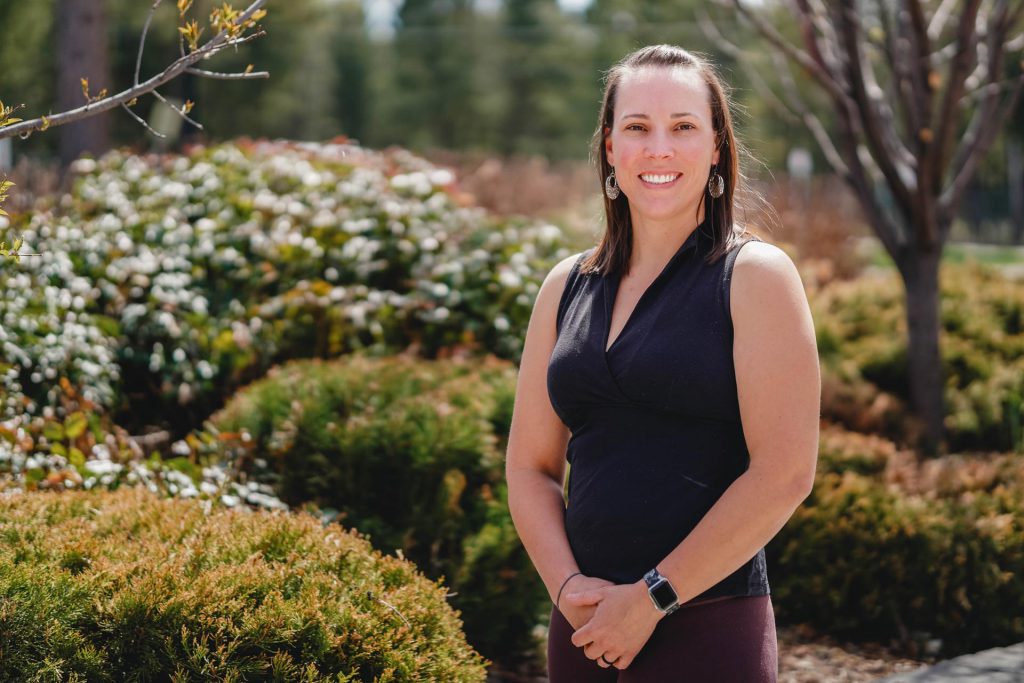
0, 486, 487, 681
813, 262, 1024, 453
769, 424, 1024, 656
208, 354, 549, 668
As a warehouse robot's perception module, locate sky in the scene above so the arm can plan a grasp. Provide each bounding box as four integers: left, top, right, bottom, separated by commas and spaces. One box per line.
362, 0, 592, 40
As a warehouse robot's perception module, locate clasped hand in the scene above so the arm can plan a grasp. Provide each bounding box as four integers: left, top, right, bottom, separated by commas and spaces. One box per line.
560, 577, 663, 670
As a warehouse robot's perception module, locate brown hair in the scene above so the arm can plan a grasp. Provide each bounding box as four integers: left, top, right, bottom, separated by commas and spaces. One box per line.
582, 44, 756, 276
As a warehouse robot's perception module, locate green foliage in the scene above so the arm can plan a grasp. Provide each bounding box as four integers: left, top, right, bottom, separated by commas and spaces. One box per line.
813, 262, 1024, 452
208, 354, 548, 666
770, 442, 1024, 656
1, 140, 570, 435
0, 374, 291, 518
0, 486, 487, 681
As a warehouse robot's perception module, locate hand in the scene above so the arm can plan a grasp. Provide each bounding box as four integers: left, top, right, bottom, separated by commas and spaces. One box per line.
563, 581, 663, 670
557, 574, 615, 630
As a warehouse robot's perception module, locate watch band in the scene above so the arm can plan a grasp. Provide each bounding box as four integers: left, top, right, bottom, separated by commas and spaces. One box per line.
643, 568, 681, 614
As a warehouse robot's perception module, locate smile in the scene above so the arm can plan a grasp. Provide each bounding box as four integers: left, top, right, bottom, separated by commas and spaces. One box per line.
639, 173, 682, 186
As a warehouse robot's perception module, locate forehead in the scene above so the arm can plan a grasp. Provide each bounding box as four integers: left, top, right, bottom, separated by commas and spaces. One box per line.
614, 66, 711, 121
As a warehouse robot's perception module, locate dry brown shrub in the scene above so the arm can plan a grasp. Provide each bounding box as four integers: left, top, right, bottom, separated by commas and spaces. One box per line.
754, 175, 875, 284
421, 150, 604, 244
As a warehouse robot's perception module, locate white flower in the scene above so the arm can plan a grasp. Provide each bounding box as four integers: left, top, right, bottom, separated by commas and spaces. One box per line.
70, 158, 97, 174
498, 269, 522, 288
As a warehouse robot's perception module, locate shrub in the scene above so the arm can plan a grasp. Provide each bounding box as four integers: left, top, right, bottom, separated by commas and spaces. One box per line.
770, 424, 1024, 656
811, 262, 1024, 452
1, 140, 571, 436
0, 378, 288, 514
207, 354, 547, 667
0, 486, 487, 681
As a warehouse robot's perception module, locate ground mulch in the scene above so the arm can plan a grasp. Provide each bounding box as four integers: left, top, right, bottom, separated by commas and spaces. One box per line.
777, 625, 932, 682
487, 625, 935, 681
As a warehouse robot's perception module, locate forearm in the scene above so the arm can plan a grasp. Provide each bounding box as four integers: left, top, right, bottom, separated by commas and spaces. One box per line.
654, 466, 810, 603
506, 468, 580, 603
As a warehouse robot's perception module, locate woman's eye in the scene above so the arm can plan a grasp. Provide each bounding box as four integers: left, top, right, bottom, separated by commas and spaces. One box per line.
624, 123, 695, 131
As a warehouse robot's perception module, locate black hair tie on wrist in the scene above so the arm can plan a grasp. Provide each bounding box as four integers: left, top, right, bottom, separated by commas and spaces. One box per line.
556, 571, 583, 609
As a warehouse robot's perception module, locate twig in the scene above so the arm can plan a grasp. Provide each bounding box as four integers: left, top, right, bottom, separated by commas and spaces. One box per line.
185, 67, 269, 80
135, 0, 165, 86
152, 90, 203, 131
0, 0, 267, 141
367, 590, 412, 628
120, 102, 167, 138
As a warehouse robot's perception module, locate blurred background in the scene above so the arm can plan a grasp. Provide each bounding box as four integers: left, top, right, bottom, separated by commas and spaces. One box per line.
2, 0, 1021, 246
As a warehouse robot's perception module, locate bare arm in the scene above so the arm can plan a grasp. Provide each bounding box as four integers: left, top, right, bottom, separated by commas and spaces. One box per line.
505, 252, 589, 605
567, 240, 821, 668
651, 240, 821, 602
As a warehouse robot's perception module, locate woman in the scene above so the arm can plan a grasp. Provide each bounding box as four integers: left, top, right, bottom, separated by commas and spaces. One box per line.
505, 45, 820, 681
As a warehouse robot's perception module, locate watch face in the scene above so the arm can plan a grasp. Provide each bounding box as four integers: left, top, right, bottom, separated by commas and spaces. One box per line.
650, 579, 677, 608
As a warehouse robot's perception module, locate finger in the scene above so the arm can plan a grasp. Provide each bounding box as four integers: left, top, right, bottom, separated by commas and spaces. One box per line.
563, 590, 602, 606
570, 626, 593, 648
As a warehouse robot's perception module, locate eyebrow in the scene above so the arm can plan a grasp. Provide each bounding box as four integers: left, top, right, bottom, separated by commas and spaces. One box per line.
621, 113, 696, 119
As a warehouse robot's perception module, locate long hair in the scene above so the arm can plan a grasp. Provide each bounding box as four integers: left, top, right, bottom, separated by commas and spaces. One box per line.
582, 44, 755, 276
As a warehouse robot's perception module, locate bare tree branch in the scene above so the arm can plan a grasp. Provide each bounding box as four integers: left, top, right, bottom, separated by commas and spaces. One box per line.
928, 0, 960, 41
135, 0, 165, 87
184, 67, 270, 80
930, 0, 984, 193
876, 0, 923, 141
726, 0, 855, 109
0, 0, 267, 141
771, 51, 853, 179
835, 4, 916, 216
941, 6, 1022, 227
151, 90, 203, 131
120, 102, 166, 139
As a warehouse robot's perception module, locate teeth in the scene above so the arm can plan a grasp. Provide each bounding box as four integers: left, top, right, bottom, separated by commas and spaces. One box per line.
640, 174, 679, 185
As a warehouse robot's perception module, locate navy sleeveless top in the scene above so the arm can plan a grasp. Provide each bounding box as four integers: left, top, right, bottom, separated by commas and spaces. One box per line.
546, 223, 770, 603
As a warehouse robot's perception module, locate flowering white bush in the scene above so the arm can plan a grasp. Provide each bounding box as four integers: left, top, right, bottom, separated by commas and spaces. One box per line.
1, 139, 571, 427
0, 139, 572, 508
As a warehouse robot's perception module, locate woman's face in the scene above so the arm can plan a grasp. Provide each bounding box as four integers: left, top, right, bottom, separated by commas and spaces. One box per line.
605, 66, 720, 228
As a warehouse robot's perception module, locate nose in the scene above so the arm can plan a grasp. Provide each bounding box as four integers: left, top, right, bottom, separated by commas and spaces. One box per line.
644, 136, 674, 160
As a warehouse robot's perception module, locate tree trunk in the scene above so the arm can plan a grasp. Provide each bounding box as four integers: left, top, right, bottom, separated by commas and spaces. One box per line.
56, 0, 112, 167
898, 248, 945, 455
1008, 137, 1023, 244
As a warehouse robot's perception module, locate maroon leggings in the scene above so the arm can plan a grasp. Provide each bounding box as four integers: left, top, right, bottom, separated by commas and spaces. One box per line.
547, 595, 778, 682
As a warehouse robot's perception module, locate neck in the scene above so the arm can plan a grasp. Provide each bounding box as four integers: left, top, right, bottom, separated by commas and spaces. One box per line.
627, 206, 706, 274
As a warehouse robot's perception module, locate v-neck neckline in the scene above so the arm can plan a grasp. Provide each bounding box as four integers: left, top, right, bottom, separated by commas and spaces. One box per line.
603, 226, 702, 356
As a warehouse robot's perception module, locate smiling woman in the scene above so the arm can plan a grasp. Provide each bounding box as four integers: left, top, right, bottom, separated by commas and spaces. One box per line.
505, 45, 821, 682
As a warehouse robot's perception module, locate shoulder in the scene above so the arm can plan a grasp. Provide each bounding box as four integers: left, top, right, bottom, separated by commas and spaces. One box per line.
534, 250, 588, 310
730, 239, 809, 323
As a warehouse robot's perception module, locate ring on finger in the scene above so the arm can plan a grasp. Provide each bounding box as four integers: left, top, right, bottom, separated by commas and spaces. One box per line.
600, 654, 619, 666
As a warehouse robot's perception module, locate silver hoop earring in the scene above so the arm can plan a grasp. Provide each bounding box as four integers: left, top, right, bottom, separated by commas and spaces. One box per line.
708, 167, 724, 199
605, 168, 621, 200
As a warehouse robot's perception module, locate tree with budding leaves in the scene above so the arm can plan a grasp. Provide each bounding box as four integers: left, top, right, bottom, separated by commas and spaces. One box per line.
714, 0, 1023, 455
0, 0, 270, 262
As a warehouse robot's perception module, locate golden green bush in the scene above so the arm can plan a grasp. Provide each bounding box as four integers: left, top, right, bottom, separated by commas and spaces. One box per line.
0, 486, 487, 682
770, 423, 1024, 656
812, 262, 1024, 452
206, 354, 548, 668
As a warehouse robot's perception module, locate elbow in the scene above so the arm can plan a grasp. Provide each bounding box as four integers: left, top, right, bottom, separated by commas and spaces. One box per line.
788, 464, 816, 504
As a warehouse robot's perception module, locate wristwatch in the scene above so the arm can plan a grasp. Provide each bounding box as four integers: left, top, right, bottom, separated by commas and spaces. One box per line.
643, 567, 681, 614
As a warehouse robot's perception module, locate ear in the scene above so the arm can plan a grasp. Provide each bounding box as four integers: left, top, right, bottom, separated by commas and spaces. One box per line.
712, 144, 721, 167
604, 126, 615, 167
